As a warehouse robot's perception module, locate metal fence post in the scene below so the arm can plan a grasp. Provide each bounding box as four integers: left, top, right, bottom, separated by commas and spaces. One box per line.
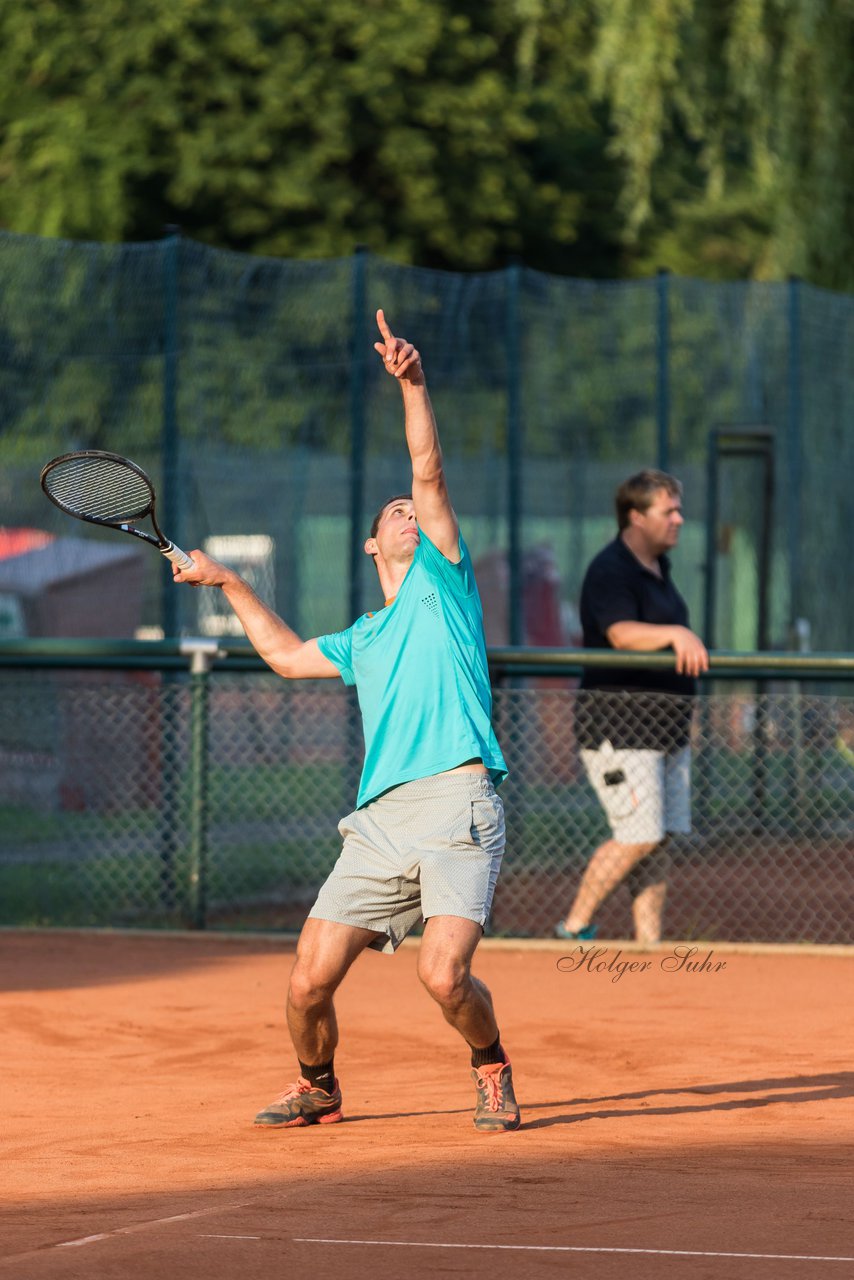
161, 227, 181, 639
787, 276, 807, 828
787, 275, 803, 629
501, 261, 525, 929
348, 246, 368, 625
346, 248, 369, 805
182, 639, 223, 929
703, 428, 719, 648
506, 259, 523, 645
158, 230, 183, 915
656, 268, 671, 472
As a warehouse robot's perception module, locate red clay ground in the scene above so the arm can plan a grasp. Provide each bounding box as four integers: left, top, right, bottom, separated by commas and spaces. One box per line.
2, 930, 852, 1280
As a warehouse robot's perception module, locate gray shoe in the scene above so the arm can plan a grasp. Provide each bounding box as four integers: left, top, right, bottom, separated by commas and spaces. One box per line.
471, 1061, 521, 1132
254, 1076, 343, 1127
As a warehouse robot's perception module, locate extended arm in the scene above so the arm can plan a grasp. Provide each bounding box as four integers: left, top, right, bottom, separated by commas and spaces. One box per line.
606, 620, 709, 677
172, 550, 339, 679
374, 309, 460, 562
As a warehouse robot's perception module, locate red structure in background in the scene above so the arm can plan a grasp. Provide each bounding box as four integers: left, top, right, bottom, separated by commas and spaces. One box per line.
475, 543, 578, 650
475, 543, 580, 783
0, 529, 156, 814
0, 528, 54, 560
521, 545, 564, 648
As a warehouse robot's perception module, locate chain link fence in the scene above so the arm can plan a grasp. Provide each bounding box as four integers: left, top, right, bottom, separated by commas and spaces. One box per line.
2, 664, 852, 944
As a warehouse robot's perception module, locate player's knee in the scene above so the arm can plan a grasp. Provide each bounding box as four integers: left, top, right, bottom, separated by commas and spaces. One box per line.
418, 958, 470, 1009
287, 963, 338, 1012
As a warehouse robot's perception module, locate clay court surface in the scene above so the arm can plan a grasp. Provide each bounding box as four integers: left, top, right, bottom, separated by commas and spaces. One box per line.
2, 930, 852, 1280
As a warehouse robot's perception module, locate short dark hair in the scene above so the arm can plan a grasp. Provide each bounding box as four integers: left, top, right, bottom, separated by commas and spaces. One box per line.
615, 470, 683, 530
369, 493, 413, 540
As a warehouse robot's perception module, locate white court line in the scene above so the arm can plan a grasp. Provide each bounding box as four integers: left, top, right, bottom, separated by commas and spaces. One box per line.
0, 1203, 258, 1269
294, 1238, 854, 1264
56, 1235, 110, 1248
199, 1234, 261, 1241
54, 1204, 252, 1250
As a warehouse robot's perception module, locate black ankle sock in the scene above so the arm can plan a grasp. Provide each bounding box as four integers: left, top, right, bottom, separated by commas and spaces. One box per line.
470, 1035, 505, 1069
299, 1059, 335, 1091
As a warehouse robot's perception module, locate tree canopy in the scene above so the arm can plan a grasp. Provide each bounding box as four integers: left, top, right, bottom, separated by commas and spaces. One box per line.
0, 0, 852, 288
591, 0, 854, 289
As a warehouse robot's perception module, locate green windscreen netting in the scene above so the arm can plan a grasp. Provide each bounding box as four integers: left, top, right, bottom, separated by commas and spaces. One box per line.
2, 231, 852, 649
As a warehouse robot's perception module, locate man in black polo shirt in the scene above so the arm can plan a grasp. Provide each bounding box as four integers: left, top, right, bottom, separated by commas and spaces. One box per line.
556, 470, 708, 944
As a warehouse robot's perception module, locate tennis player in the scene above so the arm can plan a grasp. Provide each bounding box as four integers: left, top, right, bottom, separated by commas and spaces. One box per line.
173, 311, 519, 1133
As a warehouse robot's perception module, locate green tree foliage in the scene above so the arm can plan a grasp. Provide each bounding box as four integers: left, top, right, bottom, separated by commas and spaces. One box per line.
2, 0, 853, 285
591, 0, 854, 289
0, 0, 623, 274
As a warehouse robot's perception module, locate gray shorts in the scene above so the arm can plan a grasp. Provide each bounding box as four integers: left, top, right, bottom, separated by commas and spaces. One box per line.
309, 773, 506, 954
580, 740, 691, 845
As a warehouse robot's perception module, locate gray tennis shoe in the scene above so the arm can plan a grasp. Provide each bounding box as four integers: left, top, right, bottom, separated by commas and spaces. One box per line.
254, 1076, 343, 1127
471, 1061, 521, 1132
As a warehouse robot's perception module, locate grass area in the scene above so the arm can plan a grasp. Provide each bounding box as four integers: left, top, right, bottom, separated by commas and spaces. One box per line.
0, 761, 351, 845
0, 857, 179, 928
0, 835, 339, 928
208, 761, 351, 821
0, 804, 161, 846
207, 837, 339, 899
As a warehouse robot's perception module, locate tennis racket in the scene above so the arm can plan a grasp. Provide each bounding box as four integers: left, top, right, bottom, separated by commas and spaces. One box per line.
40, 450, 195, 571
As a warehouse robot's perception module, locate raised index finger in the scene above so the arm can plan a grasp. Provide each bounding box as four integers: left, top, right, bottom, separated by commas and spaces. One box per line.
376, 309, 395, 344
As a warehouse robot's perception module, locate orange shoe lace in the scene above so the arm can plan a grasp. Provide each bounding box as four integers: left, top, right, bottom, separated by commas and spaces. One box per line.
270, 1077, 312, 1105
476, 1066, 505, 1112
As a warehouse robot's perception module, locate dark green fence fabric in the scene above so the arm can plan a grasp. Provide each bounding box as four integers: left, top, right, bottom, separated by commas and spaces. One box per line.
2, 231, 853, 650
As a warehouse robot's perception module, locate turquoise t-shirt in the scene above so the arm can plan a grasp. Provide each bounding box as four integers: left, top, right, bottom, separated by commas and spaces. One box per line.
316, 529, 507, 808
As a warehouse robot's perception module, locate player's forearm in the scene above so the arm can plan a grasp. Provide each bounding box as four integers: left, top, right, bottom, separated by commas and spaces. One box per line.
221, 577, 304, 674
400, 380, 444, 484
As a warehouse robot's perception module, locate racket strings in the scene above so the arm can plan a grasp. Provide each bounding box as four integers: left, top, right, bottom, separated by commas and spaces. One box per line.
44, 457, 152, 523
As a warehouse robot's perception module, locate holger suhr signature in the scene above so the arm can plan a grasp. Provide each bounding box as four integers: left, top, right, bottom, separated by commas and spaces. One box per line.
557, 944, 727, 984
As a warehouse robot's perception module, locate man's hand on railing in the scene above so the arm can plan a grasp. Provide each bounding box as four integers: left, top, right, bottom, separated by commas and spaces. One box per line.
668, 626, 710, 677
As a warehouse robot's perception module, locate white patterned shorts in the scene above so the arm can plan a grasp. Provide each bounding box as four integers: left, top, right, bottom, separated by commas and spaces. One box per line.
309, 773, 506, 954
580, 741, 691, 845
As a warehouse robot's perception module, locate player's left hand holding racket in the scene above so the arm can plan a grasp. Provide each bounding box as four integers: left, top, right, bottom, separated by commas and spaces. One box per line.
40, 450, 195, 571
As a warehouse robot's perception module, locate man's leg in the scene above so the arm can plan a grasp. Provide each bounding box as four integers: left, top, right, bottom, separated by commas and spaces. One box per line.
417, 915, 520, 1132
630, 877, 667, 945
560, 744, 666, 940
626, 840, 672, 944
255, 917, 381, 1128
286, 917, 380, 1063
625, 745, 690, 944
560, 838, 660, 935
417, 915, 497, 1045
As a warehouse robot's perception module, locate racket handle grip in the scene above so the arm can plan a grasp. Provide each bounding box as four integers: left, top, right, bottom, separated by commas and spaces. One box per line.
161, 544, 196, 572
